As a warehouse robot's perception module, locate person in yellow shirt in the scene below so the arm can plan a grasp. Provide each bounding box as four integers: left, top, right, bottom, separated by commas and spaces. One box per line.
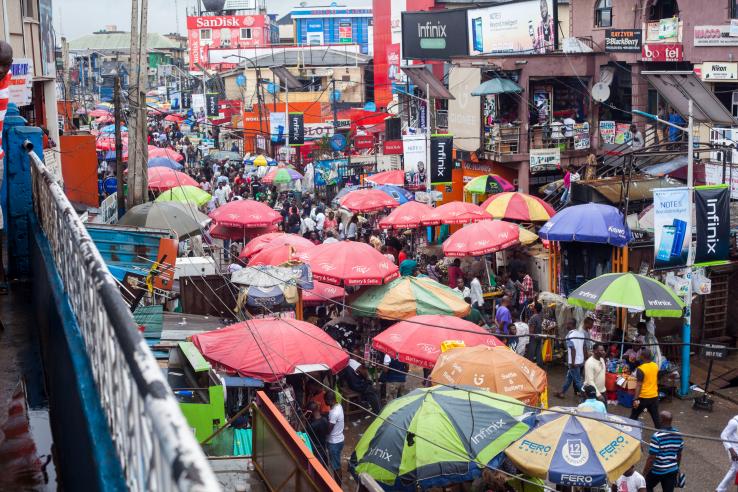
630, 348, 661, 428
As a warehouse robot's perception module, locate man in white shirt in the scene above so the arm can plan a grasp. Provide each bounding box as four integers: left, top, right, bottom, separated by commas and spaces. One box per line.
555, 318, 591, 399
325, 391, 344, 485
453, 277, 470, 299
717, 415, 738, 491
213, 182, 228, 207
584, 343, 607, 399
612, 465, 646, 492
513, 319, 529, 357
312, 208, 326, 236
469, 275, 484, 310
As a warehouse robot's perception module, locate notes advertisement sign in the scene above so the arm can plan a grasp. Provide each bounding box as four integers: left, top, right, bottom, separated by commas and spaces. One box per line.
430, 134, 453, 185
695, 185, 730, 266
288, 112, 304, 146
653, 187, 691, 269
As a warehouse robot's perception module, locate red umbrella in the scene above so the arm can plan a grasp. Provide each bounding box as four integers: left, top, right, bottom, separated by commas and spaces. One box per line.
239, 233, 314, 260
94, 114, 115, 125
209, 199, 283, 228
149, 147, 185, 162
247, 244, 312, 266
303, 280, 346, 305
339, 188, 399, 213
210, 223, 278, 241
372, 315, 504, 368
89, 109, 111, 118
301, 241, 399, 286
165, 114, 185, 122
366, 170, 405, 186
96, 135, 128, 151
147, 168, 199, 191
421, 201, 490, 225
191, 318, 349, 382
378, 201, 434, 229
442, 220, 521, 257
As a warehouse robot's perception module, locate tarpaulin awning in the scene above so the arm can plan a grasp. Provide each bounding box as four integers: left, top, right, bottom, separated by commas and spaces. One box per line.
642, 71, 735, 125
573, 176, 682, 204
401, 65, 454, 100
471, 78, 523, 96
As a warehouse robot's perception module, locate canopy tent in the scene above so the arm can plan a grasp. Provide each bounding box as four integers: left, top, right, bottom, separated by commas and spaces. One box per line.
471, 77, 523, 96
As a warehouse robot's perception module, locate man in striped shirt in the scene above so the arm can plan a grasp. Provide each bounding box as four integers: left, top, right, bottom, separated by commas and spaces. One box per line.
643, 411, 683, 492
0, 41, 12, 295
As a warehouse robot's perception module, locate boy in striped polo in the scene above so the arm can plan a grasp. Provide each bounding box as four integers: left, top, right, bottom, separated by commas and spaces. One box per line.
643, 411, 683, 492
0, 41, 12, 294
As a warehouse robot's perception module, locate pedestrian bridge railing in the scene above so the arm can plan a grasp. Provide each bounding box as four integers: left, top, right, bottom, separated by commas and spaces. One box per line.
26, 142, 219, 491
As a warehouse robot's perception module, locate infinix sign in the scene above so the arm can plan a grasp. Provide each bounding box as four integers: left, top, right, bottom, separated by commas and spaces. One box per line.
402, 9, 469, 60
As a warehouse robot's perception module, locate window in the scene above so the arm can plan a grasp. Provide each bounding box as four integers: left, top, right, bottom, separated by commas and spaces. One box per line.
23, 0, 35, 18
648, 0, 679, 20
734, 0, 738, 18
200, 29, 212, 41
240, 28, 252, 40
595, 0, 612, 27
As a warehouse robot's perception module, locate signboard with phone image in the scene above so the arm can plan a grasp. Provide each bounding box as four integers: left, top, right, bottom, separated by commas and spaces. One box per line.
653, 187, 691, 269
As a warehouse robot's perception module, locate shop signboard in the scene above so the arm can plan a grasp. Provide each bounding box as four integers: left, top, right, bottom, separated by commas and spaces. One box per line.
573, 123, 590, 150
604, 29, 642, 52
653, 187, 691, 269
659, 18, 678, 40
205, 93, 219, 117
401, 9, 469, 60
430, 134, 453, 185
614, 123, 632, 145
599, 121, 616, 144
700, 343, 728, 360
288, 112, 304, 146
642, 43, 683, 62
466, 0, 556, 55
383, 140, 403, 154
529, 148, 560, 173
306, 20, 324, 45
705, 162, 738, 199
694, 25, 738, 46
694, 185, 730, 266
304, 122, 334, 140
9, 59, 33, 106
338, 20, 353, 43
448, 67, 481, 152
402, 134, 427, 188
354, 135, 375, 149
698, 62, 738, 81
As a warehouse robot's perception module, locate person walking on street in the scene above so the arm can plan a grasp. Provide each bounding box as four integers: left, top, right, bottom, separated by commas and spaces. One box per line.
325, 392, 344, 485
643, 411, 683, 492
630, 349, 661, 428
584, 343, 607, 400
555, 318, 591, 399
526, 302, 544, 365
495, 296, 513, 336
716, 414, 738, 492
381, 354, 409, 403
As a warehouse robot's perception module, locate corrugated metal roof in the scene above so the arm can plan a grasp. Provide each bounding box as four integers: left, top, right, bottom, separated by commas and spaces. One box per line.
250, 48, 370, 68
68, 32, 180, 52
402, 65, 455, 100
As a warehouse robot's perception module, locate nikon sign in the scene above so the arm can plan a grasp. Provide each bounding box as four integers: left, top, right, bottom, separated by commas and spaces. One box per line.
401, 9, 469, 60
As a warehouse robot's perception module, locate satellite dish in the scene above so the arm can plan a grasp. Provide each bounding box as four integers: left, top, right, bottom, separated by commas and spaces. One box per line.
591, 82, 611, 103
201, 0, 226, 11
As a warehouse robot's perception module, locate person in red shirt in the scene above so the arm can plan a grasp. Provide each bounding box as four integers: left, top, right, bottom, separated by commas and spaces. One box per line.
447, 258, 463, 288
397, 245, 410, 265
0, 41, 12, 294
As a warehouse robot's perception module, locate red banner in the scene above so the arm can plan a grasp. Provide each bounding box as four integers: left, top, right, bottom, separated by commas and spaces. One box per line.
642, 44, 683, 62
383, 140, 403, 154
354, 135, 375, 149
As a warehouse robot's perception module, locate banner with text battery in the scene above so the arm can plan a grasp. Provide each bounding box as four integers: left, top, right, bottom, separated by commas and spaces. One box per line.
653, 187, 691, 269
288, 112, 304, 146
695, 185, 730, 266
430, 134, 453, 185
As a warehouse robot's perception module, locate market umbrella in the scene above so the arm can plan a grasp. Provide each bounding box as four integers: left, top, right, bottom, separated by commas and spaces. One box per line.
89, 109, 110, 118
331, 185, 361, 207
209, 199, 283, 228
301, 241, 399, 286
147, 168, 199, 191
155, 185, 212, 207
244, 154, 277, 167
538, 203, 632, 246
94, 114, 115, 125
421, 201, 490, 226
210, 223, 278, 241
149, 147, 185, 162
430, 345, 548, 406
442, 220, 521, 257
463, 174, 515, 195
247, 244, 311, 267
379, 201, 434, 229
350, 386, 530, 489
351, 276, 470, 320
339, 188, 400, 213
261, 167, 303, 185
480, 192, 556, 222
366, 169, 404, 186
567, 272, 685, 317
239, 233, 313, 259
505, 407, 642, 488
376, 185, 414, 204
191, 318, 348, 382
517, 225, 539, 245
372, 315, 504, 368
99, 124, 128, 134
148, 157, 183, 170
303, 280, 346, 305
119, 201, 210, 238
164, 114, 185, 122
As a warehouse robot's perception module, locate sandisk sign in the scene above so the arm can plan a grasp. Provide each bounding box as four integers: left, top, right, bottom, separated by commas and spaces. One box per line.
187, 15, 256, 29
642, 44, 683, 62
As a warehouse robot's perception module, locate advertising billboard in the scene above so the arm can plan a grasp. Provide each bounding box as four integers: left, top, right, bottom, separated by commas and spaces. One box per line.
653, 187, 691, 269
186, 15, 270, 69
402, 134, 427, 188
695, 185, 730, 266
430, 134, 453, 185
401, 9, 469, 60
604, 29, 642, 52
466, 0, 556, 55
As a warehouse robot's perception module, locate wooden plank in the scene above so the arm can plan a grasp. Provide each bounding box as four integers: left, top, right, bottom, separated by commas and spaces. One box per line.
178, 341, 211, 372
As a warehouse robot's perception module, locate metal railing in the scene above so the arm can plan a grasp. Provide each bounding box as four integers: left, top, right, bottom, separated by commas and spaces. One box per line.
529, 125, 577, 151
27, 142, 219, 492
483, 124, 520, 155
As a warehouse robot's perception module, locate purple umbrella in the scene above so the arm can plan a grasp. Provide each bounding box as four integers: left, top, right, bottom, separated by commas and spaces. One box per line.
538, 203, 632, 246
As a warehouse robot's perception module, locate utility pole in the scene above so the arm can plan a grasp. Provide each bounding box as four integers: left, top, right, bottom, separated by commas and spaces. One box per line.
128, 0, 140, 206
425, 82, 432, 207
114, 71, 125, 217
128, 0, 150, 206
61, 37, 73, 127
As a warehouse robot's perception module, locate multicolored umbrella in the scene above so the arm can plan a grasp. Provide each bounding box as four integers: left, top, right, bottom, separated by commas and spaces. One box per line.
261, 167, 303, 185
421, 201, 490, 226
567, 272, 685, 317
147, 168, 198, 191
379, 201, 434, 229
239, 233, 315, 260
372, 315, 504, 368
155, 185, 212, 207
505, 408, 642, 487
148, 157, 183, 170
430, 345, 547, 406
301, 241, 399, 286
442, 220, 521, 257
209, 199, 283, 228
366, 170, 405, 186
244, 154, 277, 167
480, 192, 556, 222
463, 174, 515, 195
538, 203, 632, 246
351, 276, 470, 320
350, 386, 530, 489
339, 188, 400, 213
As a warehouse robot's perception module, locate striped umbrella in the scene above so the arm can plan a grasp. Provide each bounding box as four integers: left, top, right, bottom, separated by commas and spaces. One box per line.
506, 407, 642, 487
262, 167, 303, 185
463, 174, 515, 195
351, 276, 470, 320
480, 192, 556, 222
350, 386, 530, 489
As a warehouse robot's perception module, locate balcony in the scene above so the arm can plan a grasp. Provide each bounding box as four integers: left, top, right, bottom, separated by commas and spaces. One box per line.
483, 124, 520, 157
529, 124, 575, 151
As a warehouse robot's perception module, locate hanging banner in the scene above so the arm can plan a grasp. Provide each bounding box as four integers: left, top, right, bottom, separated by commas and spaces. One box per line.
205, 93, 219, 117
430, 134, 453, 185
181, 91, 192, 109
695, 185, 730, 266
704, 162, 738, 199
653, 187, 691, 269
288, 112, 304, 146
402, 134, 427, 188
599, 120, 616, 144
270, 112, 286, 143
573, 122, 590, 150
354, 135, 375, 149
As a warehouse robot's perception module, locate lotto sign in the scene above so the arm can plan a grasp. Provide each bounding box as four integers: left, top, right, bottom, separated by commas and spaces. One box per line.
599, 121, 616, 144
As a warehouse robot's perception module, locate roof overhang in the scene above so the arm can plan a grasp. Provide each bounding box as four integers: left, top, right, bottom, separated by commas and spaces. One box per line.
401, 65, 454, 100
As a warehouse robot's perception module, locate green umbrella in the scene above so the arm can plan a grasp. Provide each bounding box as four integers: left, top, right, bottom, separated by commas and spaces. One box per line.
567, 272, 685, 317
350, 276, 470, 320
155, 185, 212, 207
349, 386, 530, 489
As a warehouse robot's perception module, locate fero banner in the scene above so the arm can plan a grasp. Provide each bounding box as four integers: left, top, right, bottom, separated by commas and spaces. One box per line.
604, 29, 642, 52
401, 9, 469, 60
653, 187, 691, 269
430, 134, 453, 185
288, 112, 304, 146
695, 185, 730, 266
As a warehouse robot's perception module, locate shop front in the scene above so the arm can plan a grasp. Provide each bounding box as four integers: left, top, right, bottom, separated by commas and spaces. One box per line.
528, 77, 591, 152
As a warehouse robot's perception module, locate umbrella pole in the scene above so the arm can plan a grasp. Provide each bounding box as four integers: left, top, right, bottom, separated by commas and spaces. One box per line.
296, 289, 304, 321
620, 319, 626, 359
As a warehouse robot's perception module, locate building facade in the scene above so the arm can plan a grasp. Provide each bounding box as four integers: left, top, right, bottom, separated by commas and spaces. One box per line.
291, 6, 373, 55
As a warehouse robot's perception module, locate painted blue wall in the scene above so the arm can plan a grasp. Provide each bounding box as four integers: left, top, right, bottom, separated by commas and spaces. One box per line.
293, 13, 372, 54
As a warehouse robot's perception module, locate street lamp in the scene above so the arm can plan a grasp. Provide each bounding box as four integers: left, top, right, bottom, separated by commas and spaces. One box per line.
634, 100, 693, 397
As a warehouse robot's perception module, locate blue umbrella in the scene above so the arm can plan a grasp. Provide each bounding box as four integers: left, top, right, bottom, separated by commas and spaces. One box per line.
100, 124, 128, 134
538, 203, 631, 246
376, 185, 413, 204
148, 157, 183, 170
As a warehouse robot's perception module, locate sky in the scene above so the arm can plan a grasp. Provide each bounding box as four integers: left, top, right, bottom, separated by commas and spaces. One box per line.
57, 0, 372, 40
